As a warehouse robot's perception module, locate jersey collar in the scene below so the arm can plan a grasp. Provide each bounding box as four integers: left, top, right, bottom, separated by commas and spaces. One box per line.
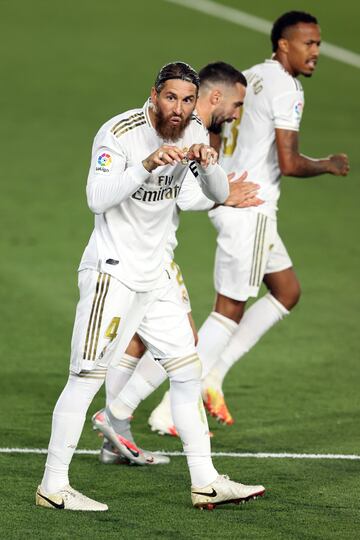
143, 98, 155, 130
265, 58, 295, 79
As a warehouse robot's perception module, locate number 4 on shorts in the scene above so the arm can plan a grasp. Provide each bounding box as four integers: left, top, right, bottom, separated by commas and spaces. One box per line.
105, 317, 120, 341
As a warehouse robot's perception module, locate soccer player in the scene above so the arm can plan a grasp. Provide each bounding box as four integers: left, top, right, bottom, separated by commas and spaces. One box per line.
36, 61, 265, 511
96, 62, 263, 462
197, 11, 350, 424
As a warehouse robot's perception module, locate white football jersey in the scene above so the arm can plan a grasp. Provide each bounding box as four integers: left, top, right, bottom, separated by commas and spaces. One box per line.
220, 59, 304, 218
165, 171, 214, 262
79, 100, 224, 291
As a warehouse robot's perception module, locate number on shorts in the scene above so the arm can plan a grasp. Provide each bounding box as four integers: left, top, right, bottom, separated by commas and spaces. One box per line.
170, 261, 184, 285
105, 317, 120, 341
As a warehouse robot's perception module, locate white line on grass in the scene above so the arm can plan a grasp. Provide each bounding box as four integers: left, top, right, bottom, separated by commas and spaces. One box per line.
164, 0, 360, 69
1, 448, 360, 460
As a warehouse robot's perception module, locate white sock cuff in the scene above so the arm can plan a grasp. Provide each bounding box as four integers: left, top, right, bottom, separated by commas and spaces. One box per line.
265, 293, 290, 317
210, 311, 238, 334
113, 353, 138, 372
161, 353, 201, 380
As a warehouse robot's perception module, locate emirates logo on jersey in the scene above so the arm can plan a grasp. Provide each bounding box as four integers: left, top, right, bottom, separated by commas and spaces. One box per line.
132, 184, 181, 203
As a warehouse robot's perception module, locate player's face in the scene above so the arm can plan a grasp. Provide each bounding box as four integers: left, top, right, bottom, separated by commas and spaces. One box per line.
210, 82, 246, 132
285, 23, 321, 77
151, 79, 198, 141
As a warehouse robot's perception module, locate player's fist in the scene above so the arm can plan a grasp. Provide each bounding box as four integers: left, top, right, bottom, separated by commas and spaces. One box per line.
187, 144, 217, 168
328, 153, 350, 176
142, 145, 185, 172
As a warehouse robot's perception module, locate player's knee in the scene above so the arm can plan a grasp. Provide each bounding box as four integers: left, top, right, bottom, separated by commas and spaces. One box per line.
214, 294, 246, 323
287, 280, 301, 309
125, 334, 146, 358
274, 281, 301, 310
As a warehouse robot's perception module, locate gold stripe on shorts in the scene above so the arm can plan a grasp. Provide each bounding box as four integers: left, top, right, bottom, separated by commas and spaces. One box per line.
82, 273, 102, 360
86, 273, 107, 361
253, 215, 267, 286
91, 274, 111, 361
83, 273, 111, 361
249, 214, 268, 287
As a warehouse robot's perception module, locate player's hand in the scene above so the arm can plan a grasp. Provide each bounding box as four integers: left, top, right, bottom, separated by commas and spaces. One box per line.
224, 172, 264, 208
142, 145, 185, 172
327, 153, 350, 176
187, 144, 218, 168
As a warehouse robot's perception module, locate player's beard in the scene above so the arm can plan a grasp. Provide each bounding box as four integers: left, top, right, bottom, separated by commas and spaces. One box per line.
208, 118, 223, 135
208, 113, 229, 135
154, 108, 191, 142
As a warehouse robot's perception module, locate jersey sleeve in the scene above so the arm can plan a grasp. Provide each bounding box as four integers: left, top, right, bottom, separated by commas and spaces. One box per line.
189, 161, 229, 203
184, 122, 229, 203
86, 127, 149, 214
272, 91, 304, 131
177, 171, 214, 211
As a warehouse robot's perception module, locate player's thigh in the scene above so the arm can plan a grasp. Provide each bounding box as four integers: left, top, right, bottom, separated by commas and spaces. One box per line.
70, 270, 152, 373
137, 280, 196, 360
125, 333, 146, 358
210, 207, 275, 301
263, 235, 300, 306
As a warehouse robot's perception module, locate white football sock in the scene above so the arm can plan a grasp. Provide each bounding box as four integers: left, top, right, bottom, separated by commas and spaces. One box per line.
41, 372, 104, 494
197, 311, 237, 378
214, 293, 290, 385
105, 353, 138, 406
160, 354, 218, 488
109, 351, 167, 419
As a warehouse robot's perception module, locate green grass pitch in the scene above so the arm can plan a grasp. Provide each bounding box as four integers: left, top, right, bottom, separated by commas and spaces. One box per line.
0, 1, 359, 538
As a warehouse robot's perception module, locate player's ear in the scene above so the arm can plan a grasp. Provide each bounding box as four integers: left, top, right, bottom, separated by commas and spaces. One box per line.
210, 89, 222, 105
278, 38, 289, 54
150, 86, 158, 105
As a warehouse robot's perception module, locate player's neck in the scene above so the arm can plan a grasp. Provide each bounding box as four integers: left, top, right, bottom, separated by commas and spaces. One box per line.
273, 53, 298, 78
194, 99, 211, 129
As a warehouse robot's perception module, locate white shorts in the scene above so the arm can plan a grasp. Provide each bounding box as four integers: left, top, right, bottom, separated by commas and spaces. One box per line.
166, 260, 191, 314
209, 207, 292, 301
70, 269, 196, 374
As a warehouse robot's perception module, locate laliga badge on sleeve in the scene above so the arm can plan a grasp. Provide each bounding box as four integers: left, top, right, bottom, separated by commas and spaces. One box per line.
95, 152, 113, 174
293, 101, 303, 121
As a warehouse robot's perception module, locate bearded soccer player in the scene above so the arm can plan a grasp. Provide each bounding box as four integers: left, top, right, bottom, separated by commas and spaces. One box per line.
195, 12, 349, 425
94, 62, 262, 461
36, 62, 265, 511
